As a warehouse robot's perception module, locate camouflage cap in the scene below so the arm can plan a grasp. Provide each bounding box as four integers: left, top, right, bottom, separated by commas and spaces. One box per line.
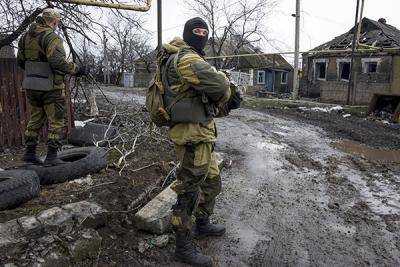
42, 8, 61, 20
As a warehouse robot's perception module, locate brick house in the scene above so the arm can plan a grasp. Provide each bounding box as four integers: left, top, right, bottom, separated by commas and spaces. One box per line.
301, 18, 400, 104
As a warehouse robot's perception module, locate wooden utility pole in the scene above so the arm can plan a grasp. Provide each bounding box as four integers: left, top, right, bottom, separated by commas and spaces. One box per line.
157, 0, 162, 50
292, 0, 301, 99
347, 0, 361, 105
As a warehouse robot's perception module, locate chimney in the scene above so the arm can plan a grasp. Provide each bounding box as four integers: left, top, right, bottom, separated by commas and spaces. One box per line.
378, 18, 387, 24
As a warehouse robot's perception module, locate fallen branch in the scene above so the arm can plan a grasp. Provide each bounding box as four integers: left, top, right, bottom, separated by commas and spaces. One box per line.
84, 181, 116, 192
129, 162, 159, 173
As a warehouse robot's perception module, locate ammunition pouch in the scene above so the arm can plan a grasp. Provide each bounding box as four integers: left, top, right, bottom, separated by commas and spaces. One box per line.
164, 89, 212, 125
162, 53, 213, 125
22, 61, 54, 91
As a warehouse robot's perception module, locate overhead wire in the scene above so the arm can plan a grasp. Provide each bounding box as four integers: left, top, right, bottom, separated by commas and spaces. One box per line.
161, 0, 242, 33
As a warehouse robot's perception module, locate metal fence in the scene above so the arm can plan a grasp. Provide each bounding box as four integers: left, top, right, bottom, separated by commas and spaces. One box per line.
0, 59, 73, 148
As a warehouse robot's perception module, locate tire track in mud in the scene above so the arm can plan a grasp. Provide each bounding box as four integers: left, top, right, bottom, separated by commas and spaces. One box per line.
204, 109, 400, 266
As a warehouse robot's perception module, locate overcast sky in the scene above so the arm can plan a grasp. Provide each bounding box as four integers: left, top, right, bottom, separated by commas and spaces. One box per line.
144, 0, 400, 63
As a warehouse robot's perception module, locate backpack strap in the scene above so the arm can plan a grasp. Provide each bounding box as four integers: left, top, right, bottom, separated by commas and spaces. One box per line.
160, 51, 193, 112
161, 52, 177, 92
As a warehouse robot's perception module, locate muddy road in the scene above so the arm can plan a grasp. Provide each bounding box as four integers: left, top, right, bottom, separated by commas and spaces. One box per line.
99, 88, 400, 265
204, 109, 400, 266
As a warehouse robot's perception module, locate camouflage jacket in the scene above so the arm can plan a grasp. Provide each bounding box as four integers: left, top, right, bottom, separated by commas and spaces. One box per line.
160, 38, 230, 145
17, 17, 77, 90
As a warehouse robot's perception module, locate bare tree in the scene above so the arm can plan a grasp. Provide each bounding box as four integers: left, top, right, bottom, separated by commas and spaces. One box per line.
107, 13, 152, 84
185, 0, 276, 69
0, 0, 148, 48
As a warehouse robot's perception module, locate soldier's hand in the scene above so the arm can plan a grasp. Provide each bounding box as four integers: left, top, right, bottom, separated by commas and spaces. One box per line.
76, 65, 90, 77
228, 89, 242, 110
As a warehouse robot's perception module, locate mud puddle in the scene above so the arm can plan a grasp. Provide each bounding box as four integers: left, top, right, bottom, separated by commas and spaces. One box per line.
334, 140, 400, 163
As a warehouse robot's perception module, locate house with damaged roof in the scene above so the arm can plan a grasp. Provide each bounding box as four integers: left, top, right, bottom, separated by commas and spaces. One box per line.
301, 17, 400, 105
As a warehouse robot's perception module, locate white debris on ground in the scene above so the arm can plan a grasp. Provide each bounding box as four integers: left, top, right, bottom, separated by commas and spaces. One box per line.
69, 175, 94, 186
299, 105, 344, 113
343, 114, 351, 118
74, 118, 96, 127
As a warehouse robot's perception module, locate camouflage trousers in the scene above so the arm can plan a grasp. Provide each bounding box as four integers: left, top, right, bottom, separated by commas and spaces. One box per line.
171, 142, 221, 233
25, 89, 65, 149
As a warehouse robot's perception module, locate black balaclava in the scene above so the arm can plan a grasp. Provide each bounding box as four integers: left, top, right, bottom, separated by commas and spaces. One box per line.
183, 17, 209, 54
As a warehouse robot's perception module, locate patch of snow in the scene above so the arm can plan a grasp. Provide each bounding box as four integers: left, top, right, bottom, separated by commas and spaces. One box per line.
273, 131, 288, 136
256, 142, 286, 151
329, 106, 344, 112
340, 166, 400, 216
300, 105, 344, 113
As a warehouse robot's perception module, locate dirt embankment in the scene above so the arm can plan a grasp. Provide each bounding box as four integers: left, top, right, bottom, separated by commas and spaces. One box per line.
0, 90, 178, 266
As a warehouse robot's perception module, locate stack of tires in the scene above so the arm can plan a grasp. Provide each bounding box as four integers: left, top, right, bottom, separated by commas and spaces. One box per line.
0, 123, 114, 211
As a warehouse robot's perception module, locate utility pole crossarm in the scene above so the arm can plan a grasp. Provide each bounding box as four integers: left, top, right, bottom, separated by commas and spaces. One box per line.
49, 0, 153, 11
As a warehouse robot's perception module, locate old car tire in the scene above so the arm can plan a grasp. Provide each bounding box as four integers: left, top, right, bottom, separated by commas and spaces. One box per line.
26, 147, 107, 185
0, 170, 40, 210
68, 122, 119, 147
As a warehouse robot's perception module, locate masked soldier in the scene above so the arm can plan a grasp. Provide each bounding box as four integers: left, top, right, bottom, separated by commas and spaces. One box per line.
17, 8, 88, 165
155, 17, 238, 266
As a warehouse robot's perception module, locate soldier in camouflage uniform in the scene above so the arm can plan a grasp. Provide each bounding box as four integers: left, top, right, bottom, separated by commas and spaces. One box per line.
17, 8, 88, 165
158, 18, 235, 266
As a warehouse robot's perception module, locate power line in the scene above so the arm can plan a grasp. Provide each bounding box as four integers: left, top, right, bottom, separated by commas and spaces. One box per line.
162, 0, 242, 33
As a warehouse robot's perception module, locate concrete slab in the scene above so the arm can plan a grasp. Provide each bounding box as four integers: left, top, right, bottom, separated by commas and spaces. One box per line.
134, 185, 177, 234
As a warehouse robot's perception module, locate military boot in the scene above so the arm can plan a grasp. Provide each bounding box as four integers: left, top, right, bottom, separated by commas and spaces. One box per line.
194, 217, 226, 238
175, 231, 212, 267
43, 146, 65, 166
23, 144, 42, 165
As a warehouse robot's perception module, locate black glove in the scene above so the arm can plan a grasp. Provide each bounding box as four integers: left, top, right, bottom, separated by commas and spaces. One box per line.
76, 65, 90, 77
228, 90, 242, 110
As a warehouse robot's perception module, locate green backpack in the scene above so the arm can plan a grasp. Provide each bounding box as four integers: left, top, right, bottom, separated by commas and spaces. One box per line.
145, 50, 177, 127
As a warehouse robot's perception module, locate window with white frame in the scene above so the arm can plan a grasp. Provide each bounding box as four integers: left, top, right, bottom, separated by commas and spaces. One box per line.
257, 70, 265, 84
314, 59, 328, 80
362, 58, 380, 74
281, 72, 288, 84
337, 59, 351, 81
